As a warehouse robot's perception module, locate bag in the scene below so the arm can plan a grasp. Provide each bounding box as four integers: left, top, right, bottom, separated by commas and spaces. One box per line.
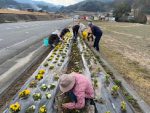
43, 38, 49, 47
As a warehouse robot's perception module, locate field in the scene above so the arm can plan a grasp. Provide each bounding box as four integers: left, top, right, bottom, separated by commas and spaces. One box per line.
0, 9, 48, 15
93, 21, 150, 105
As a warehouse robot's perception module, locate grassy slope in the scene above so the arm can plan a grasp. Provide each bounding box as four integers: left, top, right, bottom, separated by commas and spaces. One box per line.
99, 22, 150, 105
85, 21, 150, 105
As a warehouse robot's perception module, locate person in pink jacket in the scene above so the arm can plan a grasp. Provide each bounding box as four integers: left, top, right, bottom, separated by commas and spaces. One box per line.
59, 72, 94, 110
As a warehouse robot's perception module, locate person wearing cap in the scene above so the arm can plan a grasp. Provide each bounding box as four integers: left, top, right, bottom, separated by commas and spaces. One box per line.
59, 72, 94, 110
88, 22, 103, 51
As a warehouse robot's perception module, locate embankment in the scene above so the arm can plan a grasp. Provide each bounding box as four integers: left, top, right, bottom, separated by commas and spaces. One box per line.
0, 9, 65, 23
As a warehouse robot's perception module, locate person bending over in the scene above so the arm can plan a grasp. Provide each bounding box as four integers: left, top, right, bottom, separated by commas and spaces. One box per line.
60, 28, 70, 40
59, 72, 94, 110
88, 22, 103, 51
72, 23, 80, 41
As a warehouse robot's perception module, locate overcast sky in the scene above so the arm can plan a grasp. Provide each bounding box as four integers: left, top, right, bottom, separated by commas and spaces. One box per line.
34, 0, 84, 6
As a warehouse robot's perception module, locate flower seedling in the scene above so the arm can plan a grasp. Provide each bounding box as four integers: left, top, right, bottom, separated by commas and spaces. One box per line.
19, 89, 30, 99
41, 84, 47, 91
57, 55, 60, 57
48, 57, 53, 61
105, 75, 110, 84
35, 74, 43, 81
93, 79, 98, 88
45, 93, 52, 99
53, 61, 57, 64
60, 59, 64, 62
111, 85, 120, 98
121, 101, 127, 112
10, 102, 21, 113
29, 80, 38, 88
25, 105, 35, 113
38, 69, 45, 74
58, 63, 62, 66
48, 83, 56, 90
33, 93, 42, 101
114, 79, 122, 87
49, 65, 54, 70
43, 62, 48, 67
54, 74, 59, 81
39, 105, 47, 113
55, 57, 59, 61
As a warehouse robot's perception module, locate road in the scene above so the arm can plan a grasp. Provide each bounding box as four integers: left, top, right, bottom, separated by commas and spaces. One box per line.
0, 19, 72, 64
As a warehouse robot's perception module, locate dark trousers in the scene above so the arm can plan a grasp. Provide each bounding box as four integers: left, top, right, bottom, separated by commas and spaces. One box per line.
73, 31, 78, 41
94, 35, 101, 51
87, 33, 94, 41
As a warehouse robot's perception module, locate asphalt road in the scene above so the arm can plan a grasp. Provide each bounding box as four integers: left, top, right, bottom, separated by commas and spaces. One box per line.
0, 19, 73, 64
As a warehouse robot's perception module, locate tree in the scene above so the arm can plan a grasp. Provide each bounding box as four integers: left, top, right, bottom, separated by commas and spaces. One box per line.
113, 1, 131, 21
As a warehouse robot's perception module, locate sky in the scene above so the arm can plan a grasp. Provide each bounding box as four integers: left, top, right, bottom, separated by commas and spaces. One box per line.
34, 0, 84, 6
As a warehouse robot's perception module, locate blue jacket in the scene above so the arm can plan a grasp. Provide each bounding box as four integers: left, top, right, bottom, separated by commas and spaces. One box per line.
90, 25, 102, 37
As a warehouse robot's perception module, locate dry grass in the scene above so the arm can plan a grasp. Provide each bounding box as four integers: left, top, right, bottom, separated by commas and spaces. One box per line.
0, 9, 48, 15
92, 21, 150, 105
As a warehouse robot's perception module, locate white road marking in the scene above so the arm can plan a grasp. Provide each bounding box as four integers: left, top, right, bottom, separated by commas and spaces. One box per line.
25, 32, 29, 34
0, 39, 3, 41
23, 25, 28, 28
0, 39, 28, 52
15, 26, 20, 29
11, 39, 28, 47
6, 28, 12, 30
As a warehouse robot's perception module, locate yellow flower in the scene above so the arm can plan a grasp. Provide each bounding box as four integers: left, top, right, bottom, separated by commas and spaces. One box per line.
35, 74, 43, 81
39, 105, 46, 113
38, 69, 45, 74
19, 89, 30, 98
10, 102, 21, 112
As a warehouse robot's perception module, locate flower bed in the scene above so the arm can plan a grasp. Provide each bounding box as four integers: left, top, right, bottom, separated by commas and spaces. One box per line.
3, 32, 73, 113
4, 31, 136, 113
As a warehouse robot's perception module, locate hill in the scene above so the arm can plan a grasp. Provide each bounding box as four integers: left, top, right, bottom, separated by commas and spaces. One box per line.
59, 0, 113, 12
0, 0, 36, 10
0, 0, 60, 12
15, 0, 61, 12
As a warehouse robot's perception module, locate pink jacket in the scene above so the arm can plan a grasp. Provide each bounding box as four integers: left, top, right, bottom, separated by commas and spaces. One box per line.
63, 73, 94, 109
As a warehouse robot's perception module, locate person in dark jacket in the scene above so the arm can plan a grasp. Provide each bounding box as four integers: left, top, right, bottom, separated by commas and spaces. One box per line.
48, 28, 70, 48
48, 34, 60, 48
72, 24, 80, 41
88, 22, 103, 51
60, 28, 70, 40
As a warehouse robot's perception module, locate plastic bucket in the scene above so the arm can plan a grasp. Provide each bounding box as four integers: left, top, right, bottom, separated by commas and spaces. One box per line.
43, 38, 49, 47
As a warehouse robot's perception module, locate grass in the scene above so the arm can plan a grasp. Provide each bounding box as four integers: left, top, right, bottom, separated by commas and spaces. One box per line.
93, 21, 150, 105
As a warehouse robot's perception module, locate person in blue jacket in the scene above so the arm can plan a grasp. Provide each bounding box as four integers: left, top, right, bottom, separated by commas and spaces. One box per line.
88, 22, 103, 51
